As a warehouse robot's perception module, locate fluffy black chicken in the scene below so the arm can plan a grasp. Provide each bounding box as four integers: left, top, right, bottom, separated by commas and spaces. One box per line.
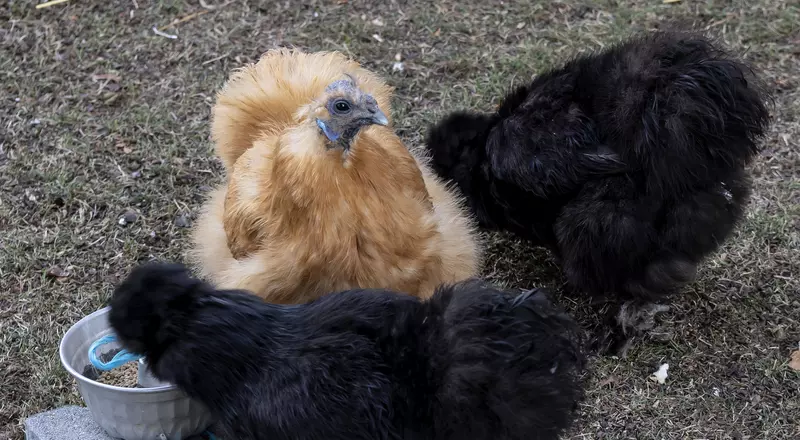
425, 31, 771, 354
109, 262, 584, 440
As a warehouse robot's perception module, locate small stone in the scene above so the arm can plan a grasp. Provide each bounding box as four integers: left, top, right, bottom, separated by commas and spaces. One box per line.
25, 189, 38, 203
789, 349, 800, 371
119, 210, 138, 226
174, 214, 192, 228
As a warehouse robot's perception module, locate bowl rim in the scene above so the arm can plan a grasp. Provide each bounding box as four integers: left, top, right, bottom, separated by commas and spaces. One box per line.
59, 306, 178, 393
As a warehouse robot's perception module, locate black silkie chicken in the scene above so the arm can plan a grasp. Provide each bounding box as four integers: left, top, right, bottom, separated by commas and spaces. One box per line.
425, 31, 771, 354
109, 262, 584, 440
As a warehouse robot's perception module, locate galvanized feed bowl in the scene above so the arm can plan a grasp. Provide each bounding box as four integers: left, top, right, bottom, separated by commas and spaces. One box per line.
59, 306, 215, 440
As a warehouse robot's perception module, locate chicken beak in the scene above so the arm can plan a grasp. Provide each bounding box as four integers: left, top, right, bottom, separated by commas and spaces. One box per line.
371, 109, 389, 126
362, 94, 388, 126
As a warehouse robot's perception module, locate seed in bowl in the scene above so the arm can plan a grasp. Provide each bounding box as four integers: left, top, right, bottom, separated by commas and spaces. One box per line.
81, 348, 141, 388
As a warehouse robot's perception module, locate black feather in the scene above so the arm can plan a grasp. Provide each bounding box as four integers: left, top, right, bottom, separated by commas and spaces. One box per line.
425, 31, 771, 302
109, 263, 585, 440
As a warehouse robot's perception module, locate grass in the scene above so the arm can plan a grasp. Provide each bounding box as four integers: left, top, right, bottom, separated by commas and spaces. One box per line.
1, 0, 799, 438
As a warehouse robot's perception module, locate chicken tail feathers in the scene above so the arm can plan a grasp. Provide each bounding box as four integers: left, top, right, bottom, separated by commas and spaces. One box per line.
588, 31, 772, 195
430, 282, 585, 439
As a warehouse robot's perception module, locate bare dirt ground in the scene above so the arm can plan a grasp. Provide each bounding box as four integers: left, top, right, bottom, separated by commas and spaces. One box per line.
1, 1, 798, 439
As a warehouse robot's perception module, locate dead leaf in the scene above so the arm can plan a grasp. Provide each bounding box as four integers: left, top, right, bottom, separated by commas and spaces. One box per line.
46, 266, 71, 279
789, 350, 800, 371
105, 82, 121, 92
117, 145, 133, 154
115, 140, 133, 154
433, 28, 441, 37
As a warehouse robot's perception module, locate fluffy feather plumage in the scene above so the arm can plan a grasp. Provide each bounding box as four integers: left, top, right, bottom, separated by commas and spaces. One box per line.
109, 262, 584, 440
191, 49, 481, 302
425, 32, 771, 342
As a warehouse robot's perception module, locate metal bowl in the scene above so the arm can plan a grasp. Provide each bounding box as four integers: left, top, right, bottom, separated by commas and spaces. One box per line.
59, 307, 215, 440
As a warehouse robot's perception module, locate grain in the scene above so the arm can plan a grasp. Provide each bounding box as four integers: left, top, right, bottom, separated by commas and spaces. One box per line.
94, 362, 140, 388
81, 348, 141, 388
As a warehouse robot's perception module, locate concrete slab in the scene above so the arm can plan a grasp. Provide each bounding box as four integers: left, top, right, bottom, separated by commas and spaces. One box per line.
24, 406, 219, 440
25, 406, 112, 440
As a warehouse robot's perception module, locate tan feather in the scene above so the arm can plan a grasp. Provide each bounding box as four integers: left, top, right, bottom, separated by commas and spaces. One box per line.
190, 49, 481, 303
211, 48, 394, 171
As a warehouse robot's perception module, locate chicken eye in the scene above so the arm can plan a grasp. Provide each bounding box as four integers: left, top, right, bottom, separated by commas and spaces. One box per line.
333, 100, 351, 114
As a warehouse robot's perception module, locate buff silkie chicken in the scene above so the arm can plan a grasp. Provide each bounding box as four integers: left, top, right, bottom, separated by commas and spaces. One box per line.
190, 49, 481, 303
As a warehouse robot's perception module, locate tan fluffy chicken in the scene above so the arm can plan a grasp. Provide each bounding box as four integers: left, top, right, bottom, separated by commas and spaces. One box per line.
190, 49, 481, 303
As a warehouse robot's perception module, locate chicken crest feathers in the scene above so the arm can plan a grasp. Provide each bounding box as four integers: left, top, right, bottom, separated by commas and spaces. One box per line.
212, 48, 394, 171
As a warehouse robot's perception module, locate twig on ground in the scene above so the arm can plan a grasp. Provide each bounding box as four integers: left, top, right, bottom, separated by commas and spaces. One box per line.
159, 10, 210, 31
152, 26, 178, 39
35, 0, 69, 9
202, 53, 230, 65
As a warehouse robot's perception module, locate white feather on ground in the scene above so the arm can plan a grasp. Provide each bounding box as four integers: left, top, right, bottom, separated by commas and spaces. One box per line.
650, 363, 669, 384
